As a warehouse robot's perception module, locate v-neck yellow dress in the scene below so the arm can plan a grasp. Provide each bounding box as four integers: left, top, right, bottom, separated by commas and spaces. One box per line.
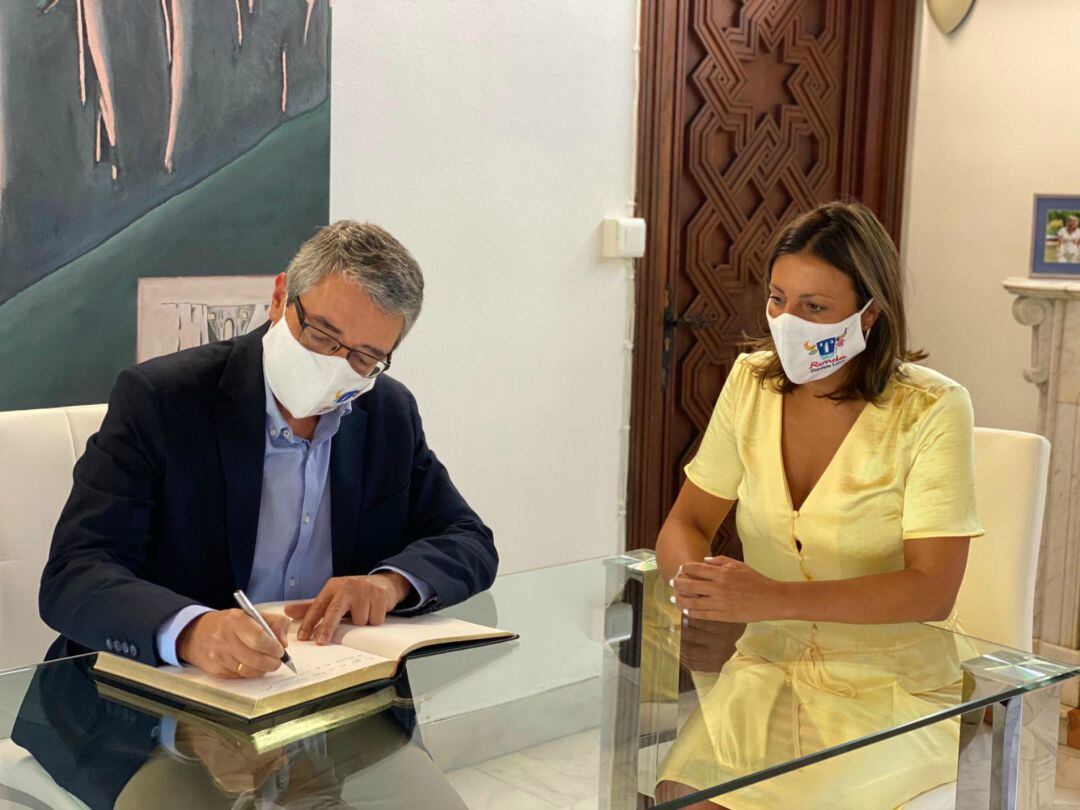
657, 351, 985, 809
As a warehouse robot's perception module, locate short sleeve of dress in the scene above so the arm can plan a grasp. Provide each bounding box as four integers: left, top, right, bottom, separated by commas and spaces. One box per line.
683, 354, 750, 500
901, 385, 985, 540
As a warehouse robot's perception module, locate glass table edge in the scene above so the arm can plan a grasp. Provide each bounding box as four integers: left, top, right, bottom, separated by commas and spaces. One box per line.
652, 665, 1080, 809
0, 652, 96, 680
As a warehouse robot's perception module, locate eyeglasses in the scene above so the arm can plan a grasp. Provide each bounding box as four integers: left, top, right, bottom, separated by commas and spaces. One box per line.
292, 296, 392, 379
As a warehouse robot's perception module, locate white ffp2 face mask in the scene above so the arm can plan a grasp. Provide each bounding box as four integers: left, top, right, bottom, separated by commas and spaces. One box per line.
766, 299, 874, 384
261, 317, 375, 418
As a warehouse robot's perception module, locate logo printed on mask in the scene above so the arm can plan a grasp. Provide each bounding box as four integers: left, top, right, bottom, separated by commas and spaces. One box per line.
803, 329, 848, 359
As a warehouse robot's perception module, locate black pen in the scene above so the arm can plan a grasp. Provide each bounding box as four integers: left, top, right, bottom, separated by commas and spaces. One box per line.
233, 589, 299, 674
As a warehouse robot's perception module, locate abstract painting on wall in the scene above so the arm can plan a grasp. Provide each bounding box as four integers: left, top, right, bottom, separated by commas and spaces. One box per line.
0, 0, 331, 410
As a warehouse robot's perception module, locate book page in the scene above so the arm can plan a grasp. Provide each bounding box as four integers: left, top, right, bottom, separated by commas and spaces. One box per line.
257, 600, 509, 661
153, 627, 392, 700
334, 614, 507, 660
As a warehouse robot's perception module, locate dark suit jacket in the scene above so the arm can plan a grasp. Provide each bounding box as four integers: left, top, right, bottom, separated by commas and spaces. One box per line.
40, 324, 498, 665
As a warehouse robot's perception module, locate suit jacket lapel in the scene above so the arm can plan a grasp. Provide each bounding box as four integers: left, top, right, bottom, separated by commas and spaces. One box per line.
215, 324, 270, 590
330, 407, 367, 576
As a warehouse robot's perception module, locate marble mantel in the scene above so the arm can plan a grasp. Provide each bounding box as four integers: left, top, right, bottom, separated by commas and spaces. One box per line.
1004, 276, 1080, 714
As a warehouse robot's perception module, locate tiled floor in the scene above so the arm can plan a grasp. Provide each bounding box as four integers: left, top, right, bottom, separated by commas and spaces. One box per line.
446, 729, 1080, 809
445, 728, 602, 809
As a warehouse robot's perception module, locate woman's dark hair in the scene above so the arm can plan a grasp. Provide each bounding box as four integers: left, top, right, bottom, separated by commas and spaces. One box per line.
747, 200, 927, 403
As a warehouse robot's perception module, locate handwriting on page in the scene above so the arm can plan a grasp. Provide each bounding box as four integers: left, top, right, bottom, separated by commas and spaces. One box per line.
168, 639, 390, 699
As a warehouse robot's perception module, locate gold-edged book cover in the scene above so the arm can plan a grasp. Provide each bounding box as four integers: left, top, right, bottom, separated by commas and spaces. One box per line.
95, 681, 400, 754
91, 612, 515, 721
93, 650, 400, 721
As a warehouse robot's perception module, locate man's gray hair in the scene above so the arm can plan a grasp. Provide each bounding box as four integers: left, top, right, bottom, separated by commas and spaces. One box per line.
284, 220, 424, 338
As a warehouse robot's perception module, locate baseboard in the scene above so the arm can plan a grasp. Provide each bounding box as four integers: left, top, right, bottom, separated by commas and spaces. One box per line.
1058, 740, 1080, 791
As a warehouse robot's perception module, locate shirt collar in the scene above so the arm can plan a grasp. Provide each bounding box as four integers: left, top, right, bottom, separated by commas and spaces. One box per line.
262, 374, 353, 446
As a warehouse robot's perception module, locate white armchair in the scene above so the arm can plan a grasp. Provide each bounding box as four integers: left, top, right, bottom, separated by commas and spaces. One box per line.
0, 404, 106, 673
952, 427, 1051, 653
905, 426, 1052, 809
0, 405, 104, 810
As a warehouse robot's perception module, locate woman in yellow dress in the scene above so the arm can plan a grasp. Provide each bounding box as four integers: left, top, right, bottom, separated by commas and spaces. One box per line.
654, 201, 984, 809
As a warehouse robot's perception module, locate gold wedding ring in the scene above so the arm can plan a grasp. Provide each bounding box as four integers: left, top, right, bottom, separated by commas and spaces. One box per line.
237, 661, 244, 675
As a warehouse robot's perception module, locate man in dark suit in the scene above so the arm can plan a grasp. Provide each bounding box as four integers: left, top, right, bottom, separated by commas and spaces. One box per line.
40, 220, 498, 677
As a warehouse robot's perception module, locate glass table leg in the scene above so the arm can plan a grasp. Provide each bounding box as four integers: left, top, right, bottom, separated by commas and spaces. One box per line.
955, 684, 1061, 810
599, 556, 643, 810
600, 551, 680, 809
991, 694, 1023, 810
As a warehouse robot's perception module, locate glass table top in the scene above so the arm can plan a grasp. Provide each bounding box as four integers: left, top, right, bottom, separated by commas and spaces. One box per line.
0, 552, 1076, 809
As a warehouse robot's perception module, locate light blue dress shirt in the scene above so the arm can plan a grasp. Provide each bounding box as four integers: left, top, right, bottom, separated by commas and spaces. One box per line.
155, 375, 431, 666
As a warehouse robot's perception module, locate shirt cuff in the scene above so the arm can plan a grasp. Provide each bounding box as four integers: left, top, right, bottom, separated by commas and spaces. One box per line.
156, 605, 214, 666
158, 716, 179, 756
372, 566, 433, 613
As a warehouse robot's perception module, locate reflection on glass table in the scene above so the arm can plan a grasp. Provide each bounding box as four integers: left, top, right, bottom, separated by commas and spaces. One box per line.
0, 553, 1075, 809
613, 550, 1078, 810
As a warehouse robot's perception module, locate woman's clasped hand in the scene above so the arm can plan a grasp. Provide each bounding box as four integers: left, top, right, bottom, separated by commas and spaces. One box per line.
670, 557, 786, 624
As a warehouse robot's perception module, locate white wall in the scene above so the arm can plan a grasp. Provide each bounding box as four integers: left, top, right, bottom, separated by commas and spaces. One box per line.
902, 0, 1080, 432
330, 2, 638, 573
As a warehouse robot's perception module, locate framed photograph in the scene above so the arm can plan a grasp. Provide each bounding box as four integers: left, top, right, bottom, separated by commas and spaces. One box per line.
1031, 194, 1080, 276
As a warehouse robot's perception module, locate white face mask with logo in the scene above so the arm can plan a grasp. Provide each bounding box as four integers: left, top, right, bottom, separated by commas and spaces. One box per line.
262, 317, 375, 418
766, 299, 875, 385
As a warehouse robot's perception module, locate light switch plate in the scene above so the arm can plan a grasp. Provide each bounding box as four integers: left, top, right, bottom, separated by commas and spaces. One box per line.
602, 217, 647, 258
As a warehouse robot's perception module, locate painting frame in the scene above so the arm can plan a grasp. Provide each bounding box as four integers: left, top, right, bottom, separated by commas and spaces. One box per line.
1031, 194, 1080, 277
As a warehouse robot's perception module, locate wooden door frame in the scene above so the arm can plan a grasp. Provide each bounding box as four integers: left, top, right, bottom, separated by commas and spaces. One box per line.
626, 0, 919, 552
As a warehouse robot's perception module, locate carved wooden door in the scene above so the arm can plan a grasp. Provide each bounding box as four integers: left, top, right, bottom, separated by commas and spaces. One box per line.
628, 0, 916, 553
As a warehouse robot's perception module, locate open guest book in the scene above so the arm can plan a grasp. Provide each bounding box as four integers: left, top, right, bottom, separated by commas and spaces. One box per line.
92, 601, 515, 721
